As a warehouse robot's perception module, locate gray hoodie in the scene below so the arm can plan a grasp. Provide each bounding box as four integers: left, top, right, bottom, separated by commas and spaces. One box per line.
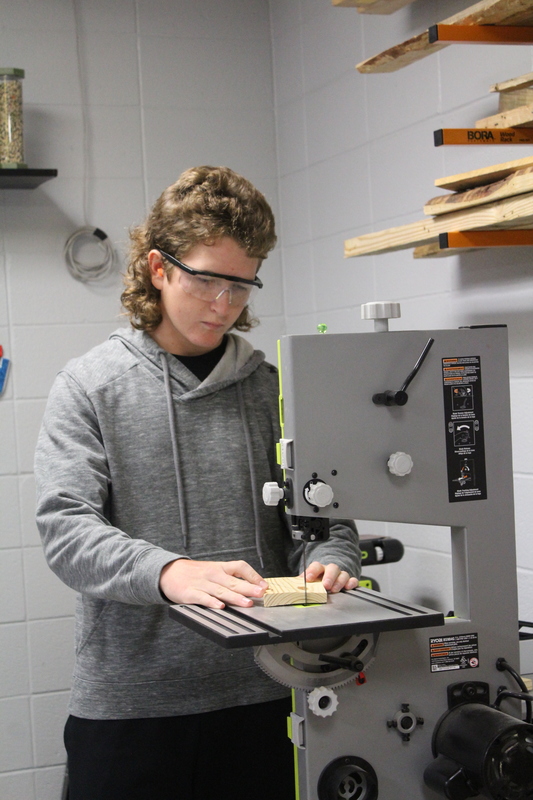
35, 328, 360, 719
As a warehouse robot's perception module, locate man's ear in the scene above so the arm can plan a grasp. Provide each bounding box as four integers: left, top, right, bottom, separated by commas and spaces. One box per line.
148, 250, 165, 288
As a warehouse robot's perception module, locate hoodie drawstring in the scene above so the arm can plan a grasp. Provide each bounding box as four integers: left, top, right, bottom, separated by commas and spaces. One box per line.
237, 382, 264, 569
160, 350, 264, 568
161, 353, 190, 549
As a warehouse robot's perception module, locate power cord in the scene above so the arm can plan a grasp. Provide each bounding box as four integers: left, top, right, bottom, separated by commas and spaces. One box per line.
495, 657, 532, 723
64, 227, 115, 283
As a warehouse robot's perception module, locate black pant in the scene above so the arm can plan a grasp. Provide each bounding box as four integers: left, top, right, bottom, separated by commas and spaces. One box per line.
64, 697, 295, 800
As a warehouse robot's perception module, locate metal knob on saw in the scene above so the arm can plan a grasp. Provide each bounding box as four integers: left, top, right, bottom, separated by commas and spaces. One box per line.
304, 479, 334, 508
387, 451, 414, 477
361, 300, 401, 333
262, 482, 285, 506
305, 482, 334, 508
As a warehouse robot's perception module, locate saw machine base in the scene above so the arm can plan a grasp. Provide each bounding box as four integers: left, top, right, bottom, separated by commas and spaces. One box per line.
170, 323, 533, 800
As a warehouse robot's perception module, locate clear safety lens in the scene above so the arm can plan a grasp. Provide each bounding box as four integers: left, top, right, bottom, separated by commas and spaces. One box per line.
179, 272, 258, 306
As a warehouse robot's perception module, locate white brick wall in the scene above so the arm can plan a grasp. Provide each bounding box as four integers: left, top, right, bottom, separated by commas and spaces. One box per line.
1, 0, 532, 794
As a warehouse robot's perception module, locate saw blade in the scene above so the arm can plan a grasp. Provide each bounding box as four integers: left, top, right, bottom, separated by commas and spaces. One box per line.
302, 541, 308, 605
254, 633, 378, 691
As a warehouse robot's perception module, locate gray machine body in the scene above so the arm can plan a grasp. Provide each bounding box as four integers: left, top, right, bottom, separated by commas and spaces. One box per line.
170, 326, 521, 800
280, 326, 519, 800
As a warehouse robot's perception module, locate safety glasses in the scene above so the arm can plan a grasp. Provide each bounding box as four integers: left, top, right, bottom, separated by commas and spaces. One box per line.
156, 248, 262, 307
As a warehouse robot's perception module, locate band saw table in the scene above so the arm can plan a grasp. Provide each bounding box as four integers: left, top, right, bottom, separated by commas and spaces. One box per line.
171, 314, 533, 800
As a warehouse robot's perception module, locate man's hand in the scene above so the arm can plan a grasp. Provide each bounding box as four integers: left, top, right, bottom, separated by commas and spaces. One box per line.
302, 561, 358, 593
160, 559, 268, 609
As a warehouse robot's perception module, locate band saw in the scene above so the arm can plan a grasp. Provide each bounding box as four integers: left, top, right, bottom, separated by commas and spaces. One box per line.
170, 304, 533, 800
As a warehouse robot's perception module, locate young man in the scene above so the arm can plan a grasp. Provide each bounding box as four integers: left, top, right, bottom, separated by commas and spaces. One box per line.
35, 166, 360, 800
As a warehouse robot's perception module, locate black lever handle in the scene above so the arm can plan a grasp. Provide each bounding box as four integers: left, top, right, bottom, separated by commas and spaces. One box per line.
373, 338, 434, 406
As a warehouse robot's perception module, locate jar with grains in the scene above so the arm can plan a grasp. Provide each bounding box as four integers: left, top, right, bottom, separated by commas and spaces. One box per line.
0, 68, 26, 168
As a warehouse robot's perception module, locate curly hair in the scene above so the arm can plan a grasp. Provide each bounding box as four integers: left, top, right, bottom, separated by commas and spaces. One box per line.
121, 166, 277, 332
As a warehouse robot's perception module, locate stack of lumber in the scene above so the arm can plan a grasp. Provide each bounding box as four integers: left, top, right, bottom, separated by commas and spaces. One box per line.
476, 73, 533, 129
332, 0, 416, 13
344, 156, 533, 258
356, 0, 533, 73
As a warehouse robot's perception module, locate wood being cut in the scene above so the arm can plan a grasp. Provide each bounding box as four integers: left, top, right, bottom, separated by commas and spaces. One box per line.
424, 167, 533, 215
332, 0, 416, 13
263, 577, 327, 607
357, 0, 533, 74
434, 155, 533, 192
344, 191, 533, 257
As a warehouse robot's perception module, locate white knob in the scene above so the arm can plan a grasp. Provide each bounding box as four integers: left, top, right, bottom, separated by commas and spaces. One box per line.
387, 452, 414, 477
262, 482, 284, 506
305, 482, 334, 508
308, 686, 339, 718
361, 301, 401, 332
361, 301, 401, 320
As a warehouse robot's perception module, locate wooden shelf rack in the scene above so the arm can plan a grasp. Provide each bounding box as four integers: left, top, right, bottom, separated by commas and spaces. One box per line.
357, 0, 533, 73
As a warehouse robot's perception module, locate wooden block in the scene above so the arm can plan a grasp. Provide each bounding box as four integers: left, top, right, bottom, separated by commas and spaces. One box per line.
357, 0, 533, 74
263, 577, 327, 607
424, 166, 533, 215
344, 191, 533, 257
435, 155, 533, 192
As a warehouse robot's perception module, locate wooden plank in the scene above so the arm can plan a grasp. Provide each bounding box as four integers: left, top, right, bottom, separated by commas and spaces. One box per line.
435, 155, 533, 192
344, 191, 533, 257
263, 577, 327, 607
332, 0, 415, 10
357, 0, 417, 13
490, 71, 533, 93
413, 243, 457, 258
425, 167, 533, 216
475, 105, 533, 129
357, 0, 533, 74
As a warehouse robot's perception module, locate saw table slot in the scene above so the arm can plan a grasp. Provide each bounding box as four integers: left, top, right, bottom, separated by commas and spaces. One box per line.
169, 604, 282, 648
352, 587, 443, 618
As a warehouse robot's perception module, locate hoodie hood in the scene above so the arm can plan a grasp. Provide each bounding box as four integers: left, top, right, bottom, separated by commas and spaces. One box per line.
109, 327, 264, 400
108, 327, 268, 563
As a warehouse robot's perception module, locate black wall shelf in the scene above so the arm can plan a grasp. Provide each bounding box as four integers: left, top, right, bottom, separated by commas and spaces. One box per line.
0, 168, 58, 189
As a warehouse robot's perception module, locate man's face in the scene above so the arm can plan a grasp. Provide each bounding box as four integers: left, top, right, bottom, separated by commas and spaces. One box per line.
148, 237, 260, 356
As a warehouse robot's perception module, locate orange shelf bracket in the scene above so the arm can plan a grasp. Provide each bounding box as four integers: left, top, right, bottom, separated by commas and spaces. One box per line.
439, 230, 533, 249
428, 24, 533, 45
434, 128, 533, 145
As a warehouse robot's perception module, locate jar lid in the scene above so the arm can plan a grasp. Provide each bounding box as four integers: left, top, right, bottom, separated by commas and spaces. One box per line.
0, 68, 25, 78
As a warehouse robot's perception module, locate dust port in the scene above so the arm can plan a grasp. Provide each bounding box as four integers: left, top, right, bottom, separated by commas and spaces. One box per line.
318, 756, 378, 800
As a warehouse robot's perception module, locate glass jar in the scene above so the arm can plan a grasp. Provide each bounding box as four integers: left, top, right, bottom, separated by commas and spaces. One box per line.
0, 68, 26, 168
